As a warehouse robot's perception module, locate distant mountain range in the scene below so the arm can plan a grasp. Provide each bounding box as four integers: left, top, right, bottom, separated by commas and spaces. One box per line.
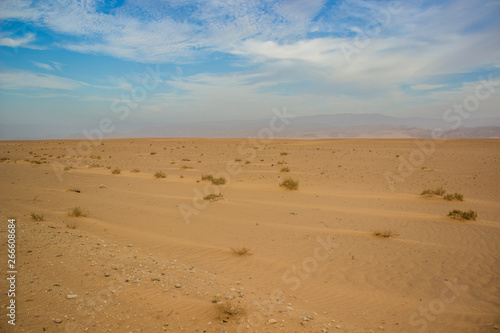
2, 114, 500, 140
92, 113, 500, 139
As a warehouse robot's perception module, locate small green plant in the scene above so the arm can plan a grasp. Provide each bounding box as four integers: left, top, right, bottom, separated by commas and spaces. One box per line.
69, 207, 87, 217
201, 174, 214, 181
280, 167, 290, 172
211, 177, 227, 185
374, 230, 398, 238
230, 247, 252, 256
280, 177, 298, 190
203, 193, 224, 201
30, 213, 45, 221
444, 193, 463, 201
131, 168, 140, 173
111, 168, 121, 174
448, 209, 477, 221
154, 171, 166, 178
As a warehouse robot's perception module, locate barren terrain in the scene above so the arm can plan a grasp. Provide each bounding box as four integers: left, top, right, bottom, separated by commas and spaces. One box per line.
1, 138, 499, 332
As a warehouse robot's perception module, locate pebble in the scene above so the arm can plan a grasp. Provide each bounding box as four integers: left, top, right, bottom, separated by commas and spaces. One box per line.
66, 294, 77, 299
104, 272, 111, 277
175, 283, 182, 288
53, 318, 62, 324
267, 319, 278, 325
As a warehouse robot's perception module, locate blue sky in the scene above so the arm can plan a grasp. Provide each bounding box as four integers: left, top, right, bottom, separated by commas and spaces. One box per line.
0, 0, 499, 139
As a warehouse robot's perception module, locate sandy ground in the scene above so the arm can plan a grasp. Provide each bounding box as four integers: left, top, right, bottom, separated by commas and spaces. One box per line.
0, 138, 499, 333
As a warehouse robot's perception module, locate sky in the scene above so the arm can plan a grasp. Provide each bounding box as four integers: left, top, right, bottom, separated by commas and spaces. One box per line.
0, 0, 499, 139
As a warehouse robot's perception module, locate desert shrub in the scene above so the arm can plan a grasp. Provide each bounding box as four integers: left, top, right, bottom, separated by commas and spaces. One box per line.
444, 193, 463, 201
181, 165, 193, 169
111, 168, 121, 174
280, 167, 290, 172
277, 159, 286, 165
374, 230, 398, 238
211, 177, 227, 185
280, 152, 288, 156
203, 193, 224, 201
280, 177, 298, 190
230, 247, 252, 255
234, 158, 242, 162
216, 299, 246, 319
421, 187, 446, 196
31, 213, 45, 221
154, 171, 166, 178
69, 207, 87, 217
131, 168, 140, 173
201, 174, 214, 181
448, 209, 477, 221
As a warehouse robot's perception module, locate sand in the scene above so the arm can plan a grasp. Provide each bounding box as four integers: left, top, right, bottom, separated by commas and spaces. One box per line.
0, 138, 499, 332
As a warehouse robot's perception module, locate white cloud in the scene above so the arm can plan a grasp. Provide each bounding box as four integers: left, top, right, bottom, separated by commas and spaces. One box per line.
0, 70, 86, 90
33, 62, 54, 70
0, 32, 44, 49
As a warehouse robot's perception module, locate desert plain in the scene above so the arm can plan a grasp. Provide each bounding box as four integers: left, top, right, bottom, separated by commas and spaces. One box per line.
0, 138, 499, 333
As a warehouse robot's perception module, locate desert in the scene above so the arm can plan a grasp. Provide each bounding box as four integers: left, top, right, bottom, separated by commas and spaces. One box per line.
0, 138, 499, 332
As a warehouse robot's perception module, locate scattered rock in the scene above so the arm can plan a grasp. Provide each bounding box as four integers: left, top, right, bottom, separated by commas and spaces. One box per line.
66, 294, 77, 299
104, 272, 111, 277
267, 319, 278, 325
53, 318, 62, 324
175, 283, 182, 288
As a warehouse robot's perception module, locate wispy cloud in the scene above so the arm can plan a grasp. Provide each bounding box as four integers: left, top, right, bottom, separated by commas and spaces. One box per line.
411, 84, 445, 90
32, 62, 54, 70
0, 32, 44, 49
0, 70, 86, 90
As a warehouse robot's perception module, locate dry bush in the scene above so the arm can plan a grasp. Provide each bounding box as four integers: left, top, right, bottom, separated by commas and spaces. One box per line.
131, 168, 140, 173
373, 230, 398, 238
212, 177, 227, 185
150, 152, 157, 155
154, 171, 166, 178
280, 167, 290, 172
203, 193, 224, 201
231, 247, 252, 256
30, 213, 45, 221
69, 207, 87, 217
201, 174, 214, 181
234, 158, 242, 162
280, 177, 298, 190
421, 187, 446, 196
245, 160, 250, 164
444, 193, 463, 201
215, 299, 246, 320
280, 152, 288, 156
111, 168, 121, 174
448, 209, 477, 221
277, 159, 286, 165
181, 165, 193, 169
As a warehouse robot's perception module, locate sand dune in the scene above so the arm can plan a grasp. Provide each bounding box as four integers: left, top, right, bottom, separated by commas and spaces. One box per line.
0, 138, 499, 332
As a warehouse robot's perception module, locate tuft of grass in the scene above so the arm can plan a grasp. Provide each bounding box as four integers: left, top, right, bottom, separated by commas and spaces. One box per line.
201, 174, 214, 181
111, 168, 121, 174
69, 207, 87, 217
211, 177, 227, 185
280, 167, 290, 172
280, 177, 299, 190
154, 171, 166, 178
448, 209, 477, 221
444, 193, 463, 201
30, 213, 45, 221
131, 168, 140, 173
203, 193, 224, 201
421, 187, 446, 196
280, 152, 288, 156
230, 247, 252, 256
373, 230, 398, 238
